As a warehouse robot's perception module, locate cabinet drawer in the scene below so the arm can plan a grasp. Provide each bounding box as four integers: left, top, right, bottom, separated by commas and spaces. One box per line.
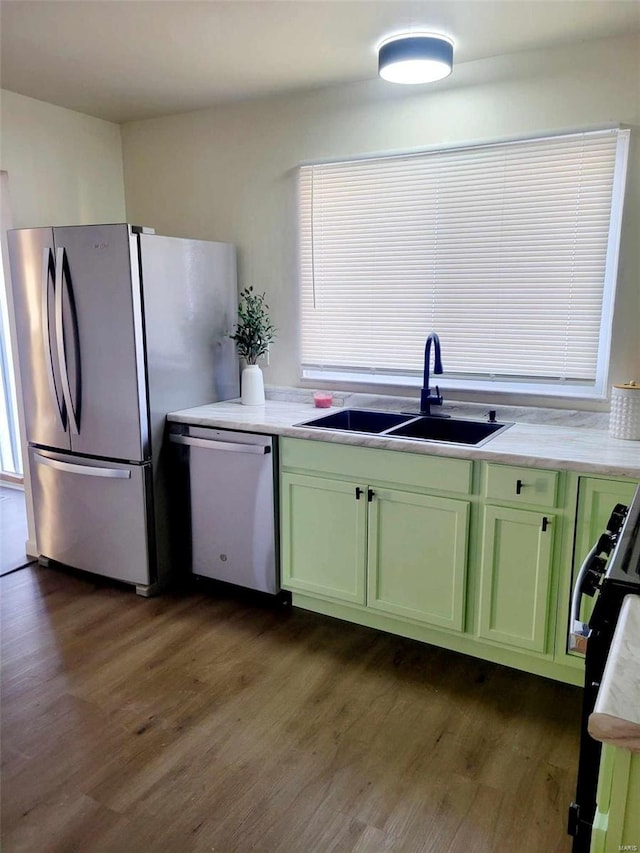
485, 463, 558, 508
281, 438, 472, 495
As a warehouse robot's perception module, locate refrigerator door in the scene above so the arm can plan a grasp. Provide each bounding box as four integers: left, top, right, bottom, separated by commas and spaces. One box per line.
29, 446, 152, 585
53, 224, 149, 462
7, 228, 71, 451
139, 234, 239, 459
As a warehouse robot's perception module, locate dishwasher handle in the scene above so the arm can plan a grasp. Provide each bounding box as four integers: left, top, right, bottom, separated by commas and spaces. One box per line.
169, 433, 271, 455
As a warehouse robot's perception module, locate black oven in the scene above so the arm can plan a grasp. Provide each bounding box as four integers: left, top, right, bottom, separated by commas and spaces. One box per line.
567, 483, 640, 853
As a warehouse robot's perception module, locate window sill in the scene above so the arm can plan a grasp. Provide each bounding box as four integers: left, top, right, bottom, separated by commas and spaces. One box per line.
301, 368, 609, 406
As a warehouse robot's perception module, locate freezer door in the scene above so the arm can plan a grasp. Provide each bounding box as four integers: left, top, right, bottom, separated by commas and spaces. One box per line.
53, 224, 149, 461
7, 228, 71, 451
29, 446, 152, 585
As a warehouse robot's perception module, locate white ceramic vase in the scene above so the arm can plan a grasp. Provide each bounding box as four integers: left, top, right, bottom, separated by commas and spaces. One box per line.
241, 364, 265, 406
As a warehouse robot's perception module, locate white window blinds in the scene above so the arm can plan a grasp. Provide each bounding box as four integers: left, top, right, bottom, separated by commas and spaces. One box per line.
299, 129, 629, 394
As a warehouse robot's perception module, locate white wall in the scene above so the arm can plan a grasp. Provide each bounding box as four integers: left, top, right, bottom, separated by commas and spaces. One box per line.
0, 90, 126, 553
123, 34, 639, 407
1, 89, 126, 226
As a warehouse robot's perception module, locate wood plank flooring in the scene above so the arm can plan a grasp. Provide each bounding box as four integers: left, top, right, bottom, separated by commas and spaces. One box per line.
1, 565, 582, 852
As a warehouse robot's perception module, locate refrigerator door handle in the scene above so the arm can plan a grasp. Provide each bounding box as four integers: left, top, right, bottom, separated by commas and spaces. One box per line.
169, 434, 270, 454
41, 247, 67, 430
54, 247, 80, 435
33, 452, 132, 479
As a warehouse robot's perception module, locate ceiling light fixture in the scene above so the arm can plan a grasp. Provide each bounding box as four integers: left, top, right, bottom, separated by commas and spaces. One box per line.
378, 33, 454, 85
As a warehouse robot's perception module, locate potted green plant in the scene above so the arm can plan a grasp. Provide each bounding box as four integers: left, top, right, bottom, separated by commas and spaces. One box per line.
230, 286, 276, 405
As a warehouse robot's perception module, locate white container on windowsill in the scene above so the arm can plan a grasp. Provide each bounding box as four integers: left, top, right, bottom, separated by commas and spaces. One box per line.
609, 381, 640, 440
241, 365, 265, 406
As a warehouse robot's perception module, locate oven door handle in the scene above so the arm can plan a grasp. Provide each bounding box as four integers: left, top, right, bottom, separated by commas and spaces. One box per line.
569, 541, 600, 652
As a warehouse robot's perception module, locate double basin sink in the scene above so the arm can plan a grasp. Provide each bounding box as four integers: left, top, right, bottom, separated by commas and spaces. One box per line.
297, 408, 513, 446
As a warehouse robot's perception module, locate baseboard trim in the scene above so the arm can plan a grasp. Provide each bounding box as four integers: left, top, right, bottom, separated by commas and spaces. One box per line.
0, 474, 24, 490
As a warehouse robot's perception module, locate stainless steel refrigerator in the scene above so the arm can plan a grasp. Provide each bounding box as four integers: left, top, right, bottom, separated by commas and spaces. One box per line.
8, 223, 239, 594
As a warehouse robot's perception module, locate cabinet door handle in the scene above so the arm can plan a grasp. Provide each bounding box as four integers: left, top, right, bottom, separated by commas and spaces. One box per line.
355, 487, 363, 500
516, 479, 524, 495
367, 488, 375, 502
541, 516, 549, 532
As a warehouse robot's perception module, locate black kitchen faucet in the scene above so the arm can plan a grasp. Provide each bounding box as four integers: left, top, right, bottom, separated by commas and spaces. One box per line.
420, 332, 446, 416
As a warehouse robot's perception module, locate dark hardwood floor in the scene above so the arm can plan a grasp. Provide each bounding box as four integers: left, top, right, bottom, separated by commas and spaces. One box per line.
1, 565, 582, 852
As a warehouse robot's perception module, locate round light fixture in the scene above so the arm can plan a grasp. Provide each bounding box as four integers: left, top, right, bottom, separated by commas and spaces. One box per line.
378, 33, 454, 84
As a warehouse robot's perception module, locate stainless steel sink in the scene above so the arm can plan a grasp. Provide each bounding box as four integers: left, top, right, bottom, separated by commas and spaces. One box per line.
297, 409, 513, 446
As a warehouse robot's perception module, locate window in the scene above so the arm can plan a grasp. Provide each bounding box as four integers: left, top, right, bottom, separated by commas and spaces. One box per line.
299, 128, 629, 398
0, 171, 22, 476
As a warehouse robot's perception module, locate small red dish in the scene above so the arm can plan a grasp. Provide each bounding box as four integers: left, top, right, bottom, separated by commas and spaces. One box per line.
313, 392, 333, 408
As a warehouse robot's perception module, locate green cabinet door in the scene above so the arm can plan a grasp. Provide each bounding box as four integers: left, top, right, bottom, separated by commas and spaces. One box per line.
572, 478, 638, 629
367, 489, 469, 631
280, 473, 367, 605
479, 505, 554, 653
574, 479, 638, 565
591, 744, 640, 852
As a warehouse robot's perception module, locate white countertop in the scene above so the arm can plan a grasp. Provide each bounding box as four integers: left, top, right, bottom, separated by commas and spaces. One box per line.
167, 398, 640, 478
589, 596, 640, 753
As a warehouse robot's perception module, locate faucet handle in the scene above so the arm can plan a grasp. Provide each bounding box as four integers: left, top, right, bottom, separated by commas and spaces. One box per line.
433, 385, 443, 405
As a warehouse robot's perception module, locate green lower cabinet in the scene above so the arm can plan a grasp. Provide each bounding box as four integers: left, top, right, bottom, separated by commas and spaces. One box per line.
281, 472, 469, 630
280, 472, 367, 605
279, 439, 636, 685
575, 479, 638, 564
367, 489, 469, 631
573, 477, 638, 629
478, 505, 554, 653
591, 744, 640, 853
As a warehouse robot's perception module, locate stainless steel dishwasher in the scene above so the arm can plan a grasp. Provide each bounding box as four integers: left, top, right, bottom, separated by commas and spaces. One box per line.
169, 425, 278, 593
